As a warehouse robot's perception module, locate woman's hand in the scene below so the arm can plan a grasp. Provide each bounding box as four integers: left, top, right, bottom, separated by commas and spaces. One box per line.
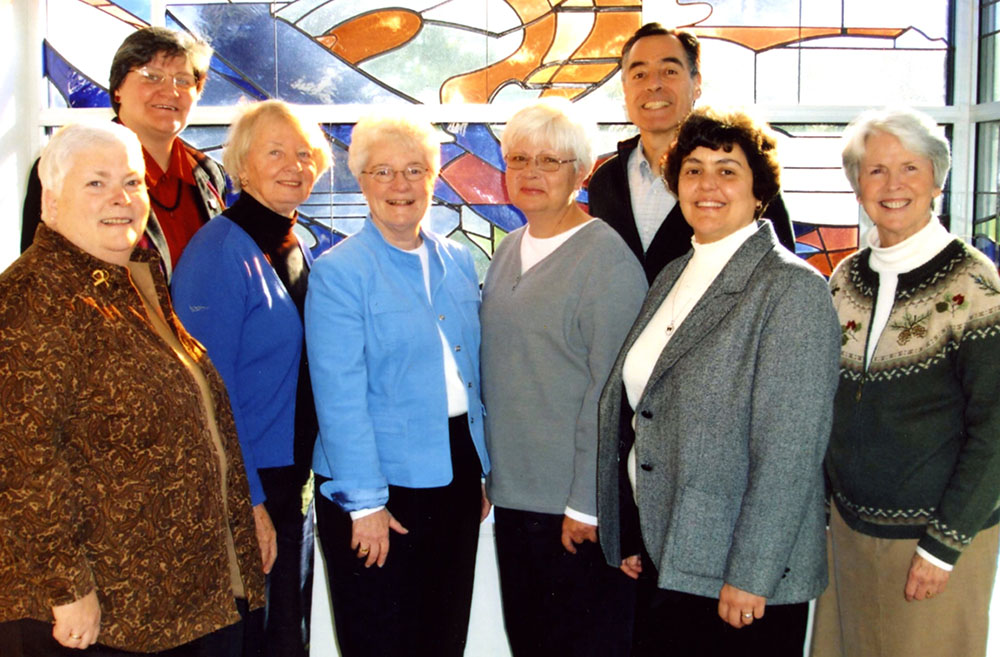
480, 484, 492, 523
560, 515, 597, 554
904, 553, 950, 601
718, 583, 766, 629
620, 554, 643, 580
52, 589, 101, 649
253, 503, 277, 574
352, 509, 409, 568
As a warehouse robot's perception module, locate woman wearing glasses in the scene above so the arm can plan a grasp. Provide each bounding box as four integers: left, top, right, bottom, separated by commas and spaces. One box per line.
22, 27, 229, 279
480, 100, 647, 657
305, 114, 491, 657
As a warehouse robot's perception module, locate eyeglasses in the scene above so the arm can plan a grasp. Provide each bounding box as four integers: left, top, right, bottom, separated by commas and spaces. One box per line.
504, 153, 576, 172
361, 165, 430, 184
132, 67, 198, 90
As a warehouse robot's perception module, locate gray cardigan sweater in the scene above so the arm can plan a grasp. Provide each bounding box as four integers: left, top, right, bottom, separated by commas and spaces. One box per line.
597, 222, 841, 604
481, 220, 647, 516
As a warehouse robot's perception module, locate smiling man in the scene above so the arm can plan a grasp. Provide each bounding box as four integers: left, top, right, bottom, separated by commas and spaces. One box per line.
588, 23, 796, 283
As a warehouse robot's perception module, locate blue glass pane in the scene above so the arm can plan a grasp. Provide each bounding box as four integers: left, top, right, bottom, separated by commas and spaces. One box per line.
169, 3, 406, 105
469, 204, 525, 233
44, 41, 109, 108
433, 178, 465, 206
114, 0, 152, 24
448, 124, 504, 170
441, 142, 466, 167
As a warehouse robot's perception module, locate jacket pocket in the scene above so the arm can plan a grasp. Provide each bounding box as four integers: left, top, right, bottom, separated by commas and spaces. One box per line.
369, 295, 413, 347
670, 485, 736, 578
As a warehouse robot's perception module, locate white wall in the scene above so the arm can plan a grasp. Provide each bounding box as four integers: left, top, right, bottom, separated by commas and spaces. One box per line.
1, 0, 42, 271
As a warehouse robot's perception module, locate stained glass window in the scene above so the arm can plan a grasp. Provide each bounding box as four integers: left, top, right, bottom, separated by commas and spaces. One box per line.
977, 1, 1000, 265
40, 0, 959, 274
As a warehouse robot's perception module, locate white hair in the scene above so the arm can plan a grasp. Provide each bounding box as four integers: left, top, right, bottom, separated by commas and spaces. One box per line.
39, 122, 145, 196
841, 107, 951, 197
500, 98, 596, 177
347, 113, 441, 179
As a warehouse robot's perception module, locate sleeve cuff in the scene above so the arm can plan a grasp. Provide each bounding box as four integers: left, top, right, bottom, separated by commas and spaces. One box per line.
318, 481, 389, 512
349, 506, 385, 521
565, 506, 598, 526
915, 546, 954, 572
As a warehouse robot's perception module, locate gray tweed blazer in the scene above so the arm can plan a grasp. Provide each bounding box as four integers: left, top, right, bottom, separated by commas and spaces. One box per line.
596, 221, 841, 604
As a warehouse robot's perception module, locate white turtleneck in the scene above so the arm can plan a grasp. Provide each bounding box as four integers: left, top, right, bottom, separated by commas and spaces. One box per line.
621, 220, 758, 495
864, 217, 956, 573
864, 218, 954, 369
622, 220, 758, 409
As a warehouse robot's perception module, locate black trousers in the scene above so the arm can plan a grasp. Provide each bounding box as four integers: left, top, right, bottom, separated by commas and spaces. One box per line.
0, 599, 249, 657
315, 415, 482, 657
245, 464, 313, 657
633, 557, 808, 657
493, 507, 635, 657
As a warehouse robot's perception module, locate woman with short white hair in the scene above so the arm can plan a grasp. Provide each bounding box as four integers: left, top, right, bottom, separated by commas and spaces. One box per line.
172, 99, 332, 657
480, 99, 647, 657
812, 106, 1000, 657
307, 113, 490, 657
0, 122, 264, 656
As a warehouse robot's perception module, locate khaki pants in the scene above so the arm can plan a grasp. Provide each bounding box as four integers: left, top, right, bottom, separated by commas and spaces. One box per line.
811, 505, 999, 657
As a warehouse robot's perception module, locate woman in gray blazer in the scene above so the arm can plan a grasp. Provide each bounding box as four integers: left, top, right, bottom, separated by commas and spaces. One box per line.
596, 107, 841, 656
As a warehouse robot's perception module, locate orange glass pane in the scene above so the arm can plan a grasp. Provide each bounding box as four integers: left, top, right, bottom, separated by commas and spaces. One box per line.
440, 154, 509, 205
321, 10, 421, 65
575, 12, 642, 59
818, 226, 859, 251
441, 14, 556, 103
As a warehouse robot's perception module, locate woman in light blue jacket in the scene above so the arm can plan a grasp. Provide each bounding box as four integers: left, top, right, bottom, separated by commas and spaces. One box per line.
305, 114, 490, 657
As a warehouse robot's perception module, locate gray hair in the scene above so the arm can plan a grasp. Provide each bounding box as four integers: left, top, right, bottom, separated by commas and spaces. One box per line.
109, 27, 213, 115
347, 114, 441, 180
39, 122, 145, 197
841, 107, 951, 196
224, 100, 333, 192
500, 98, 596, 177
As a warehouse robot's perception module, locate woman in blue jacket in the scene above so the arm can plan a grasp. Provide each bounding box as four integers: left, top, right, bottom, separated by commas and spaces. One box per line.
306, 114, 491, 657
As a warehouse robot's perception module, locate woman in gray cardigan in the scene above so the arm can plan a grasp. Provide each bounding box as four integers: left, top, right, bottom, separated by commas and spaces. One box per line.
596, 107, 841, 656
481, 99, 647, 657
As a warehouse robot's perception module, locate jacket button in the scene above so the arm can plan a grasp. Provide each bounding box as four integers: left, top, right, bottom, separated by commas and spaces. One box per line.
640, 463, 653, 471
454, 345, 461, 352
439, 314, 445, 320
467, 381, 473, 388
470, 417, 475, 424
640, 410, 653, 419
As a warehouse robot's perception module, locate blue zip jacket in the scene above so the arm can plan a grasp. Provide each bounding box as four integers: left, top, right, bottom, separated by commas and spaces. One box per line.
306, 219, 490, 511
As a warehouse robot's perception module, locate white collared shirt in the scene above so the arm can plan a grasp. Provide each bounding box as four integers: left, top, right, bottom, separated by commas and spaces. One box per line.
627, 144, 676, 252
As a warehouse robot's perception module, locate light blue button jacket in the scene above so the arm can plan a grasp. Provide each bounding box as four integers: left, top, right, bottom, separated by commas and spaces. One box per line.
306, 219, 490, 511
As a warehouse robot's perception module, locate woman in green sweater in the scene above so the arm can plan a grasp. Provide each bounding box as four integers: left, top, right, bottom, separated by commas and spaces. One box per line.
813, 107, 1000, 657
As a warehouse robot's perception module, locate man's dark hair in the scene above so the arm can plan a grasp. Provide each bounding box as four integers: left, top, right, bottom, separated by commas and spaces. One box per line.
621, 23, 700, 78
108, 27, 212, 115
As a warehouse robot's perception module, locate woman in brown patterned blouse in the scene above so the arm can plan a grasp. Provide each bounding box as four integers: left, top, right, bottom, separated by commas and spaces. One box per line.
0, 122, 264, 656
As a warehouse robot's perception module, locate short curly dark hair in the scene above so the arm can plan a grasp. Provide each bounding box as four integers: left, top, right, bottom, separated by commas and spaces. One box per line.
108, 27, 212, 116
662, 107, 781, 217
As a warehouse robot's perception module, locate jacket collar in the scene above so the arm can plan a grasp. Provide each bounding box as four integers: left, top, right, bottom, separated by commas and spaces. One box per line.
31, 222, 164, 297
627, 220, 778, 400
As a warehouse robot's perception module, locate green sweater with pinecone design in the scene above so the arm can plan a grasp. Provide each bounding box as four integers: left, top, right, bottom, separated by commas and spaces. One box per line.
826, 239, 1000, 565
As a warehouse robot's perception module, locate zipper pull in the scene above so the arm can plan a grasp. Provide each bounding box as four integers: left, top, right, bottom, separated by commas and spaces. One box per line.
855, 381, 863, 402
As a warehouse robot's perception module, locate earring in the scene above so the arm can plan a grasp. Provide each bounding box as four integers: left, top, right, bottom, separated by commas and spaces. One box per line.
755, 200, 762, 210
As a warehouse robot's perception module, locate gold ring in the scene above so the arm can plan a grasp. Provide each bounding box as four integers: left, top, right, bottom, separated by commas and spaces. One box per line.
358, 547, 370, 554
70, 633, 82, 640
742, 612, 753, 619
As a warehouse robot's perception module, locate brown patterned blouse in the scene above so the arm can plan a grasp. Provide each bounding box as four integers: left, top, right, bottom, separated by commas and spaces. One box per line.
0, 224, 265, 652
